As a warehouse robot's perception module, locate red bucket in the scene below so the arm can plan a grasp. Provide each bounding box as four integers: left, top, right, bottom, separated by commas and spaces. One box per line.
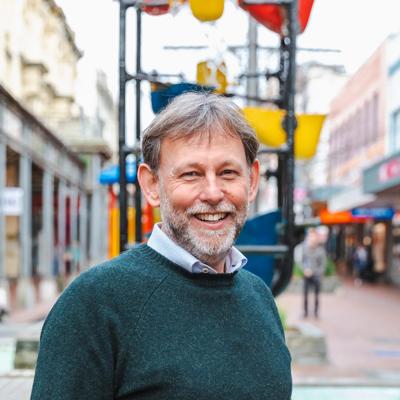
143, 0, 170, 16
238, 0, 314, 35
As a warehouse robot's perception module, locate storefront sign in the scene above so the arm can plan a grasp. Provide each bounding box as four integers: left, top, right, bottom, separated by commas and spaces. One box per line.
0, 187, 23, 216
379, 158, 400, 182
319, 209, 368, 225
363, 151, 400, 193
352, 207, 395, 220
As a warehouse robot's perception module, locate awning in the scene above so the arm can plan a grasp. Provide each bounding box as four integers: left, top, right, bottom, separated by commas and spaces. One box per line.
363, 150, 400, 193
309, 185, 345, 202
328, 186, 376, 213
99, 161, 136, 185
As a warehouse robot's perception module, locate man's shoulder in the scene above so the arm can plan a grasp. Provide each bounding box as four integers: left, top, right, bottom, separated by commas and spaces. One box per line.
238, 268, 273, 296
237, 269, 282, 331
62, 245, 169, 304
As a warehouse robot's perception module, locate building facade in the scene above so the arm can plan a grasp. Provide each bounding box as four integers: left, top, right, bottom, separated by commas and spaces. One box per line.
327, 44, 386, 192
0, 0, 81, 130
0, 0, 116, 310
325, 36, 400, 285
0, 84, 87, 308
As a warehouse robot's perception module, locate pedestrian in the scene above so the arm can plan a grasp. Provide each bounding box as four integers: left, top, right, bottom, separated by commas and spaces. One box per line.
31, 93, 292, 399
301, 228, 327, 318
352, 243, 368, 286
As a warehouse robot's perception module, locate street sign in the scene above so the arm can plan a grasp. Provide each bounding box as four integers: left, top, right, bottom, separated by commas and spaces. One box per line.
0, 187, 23, 216
351, 207, 395, 220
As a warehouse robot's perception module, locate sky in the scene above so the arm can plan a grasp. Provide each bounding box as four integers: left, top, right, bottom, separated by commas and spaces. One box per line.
56, 0, 400, 134
57, 0, 400, 80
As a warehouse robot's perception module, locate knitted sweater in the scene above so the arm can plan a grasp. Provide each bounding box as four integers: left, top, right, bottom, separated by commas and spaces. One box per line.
31, 245, 292, 400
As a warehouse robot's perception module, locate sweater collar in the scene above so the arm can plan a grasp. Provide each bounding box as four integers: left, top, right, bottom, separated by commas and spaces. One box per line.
147, 223, 247, 275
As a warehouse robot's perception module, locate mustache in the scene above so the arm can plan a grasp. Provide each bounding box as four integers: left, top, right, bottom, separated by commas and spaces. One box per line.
186, 201, 236, 215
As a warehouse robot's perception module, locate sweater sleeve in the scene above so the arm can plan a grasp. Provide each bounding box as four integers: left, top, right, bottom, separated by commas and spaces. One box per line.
31, 271, 117, 400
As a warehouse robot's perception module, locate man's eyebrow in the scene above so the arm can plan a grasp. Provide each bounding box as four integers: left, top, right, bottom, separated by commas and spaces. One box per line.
173, 162, 204, 172
219, 160, 244, 171
172, 160, 244, 174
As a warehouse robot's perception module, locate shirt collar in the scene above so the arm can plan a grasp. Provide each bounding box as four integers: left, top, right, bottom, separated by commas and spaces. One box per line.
147, 223, 247, 274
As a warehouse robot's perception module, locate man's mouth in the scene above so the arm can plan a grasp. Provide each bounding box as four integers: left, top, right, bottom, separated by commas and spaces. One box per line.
194, 213, 229, 222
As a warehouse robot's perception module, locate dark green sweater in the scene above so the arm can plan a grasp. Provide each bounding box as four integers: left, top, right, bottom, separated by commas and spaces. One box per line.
31, 244, 292, 399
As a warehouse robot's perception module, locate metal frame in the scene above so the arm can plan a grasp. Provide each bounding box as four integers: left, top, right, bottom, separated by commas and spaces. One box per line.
118, 1, 196, 251
277, 0, 297, 295
222, 0, 299, 295
118, 1, 143, 251
118, 0, 298, 295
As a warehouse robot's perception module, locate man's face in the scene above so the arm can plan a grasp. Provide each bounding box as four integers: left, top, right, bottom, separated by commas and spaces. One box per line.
155, 131, 259, 264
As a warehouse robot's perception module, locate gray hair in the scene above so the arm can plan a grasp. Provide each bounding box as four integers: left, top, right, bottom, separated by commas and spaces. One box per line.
141, 92, 259, 171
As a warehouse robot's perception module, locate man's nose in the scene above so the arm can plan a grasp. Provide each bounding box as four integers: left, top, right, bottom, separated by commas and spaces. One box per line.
199, 176, 224, 204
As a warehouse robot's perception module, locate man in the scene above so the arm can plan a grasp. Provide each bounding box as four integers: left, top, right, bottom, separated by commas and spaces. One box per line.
301, 228, 327, 318
31, 93, 292, 399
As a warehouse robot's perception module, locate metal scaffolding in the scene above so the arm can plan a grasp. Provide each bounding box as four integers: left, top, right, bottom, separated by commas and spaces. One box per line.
117, 0, 298, 296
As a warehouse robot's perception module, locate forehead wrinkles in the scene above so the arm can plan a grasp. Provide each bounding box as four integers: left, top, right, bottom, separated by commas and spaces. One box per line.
157, 125, 248, 175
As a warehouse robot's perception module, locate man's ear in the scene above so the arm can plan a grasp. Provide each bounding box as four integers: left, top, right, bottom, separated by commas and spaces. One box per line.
248, 159, 260, 203
137, 164, 160, 207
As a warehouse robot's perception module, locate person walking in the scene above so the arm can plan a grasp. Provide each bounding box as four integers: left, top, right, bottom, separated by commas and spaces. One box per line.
353, 243, 368, 286
301, 228, 327, 318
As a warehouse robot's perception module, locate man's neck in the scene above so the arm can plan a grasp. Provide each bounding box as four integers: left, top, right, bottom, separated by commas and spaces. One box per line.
214, 259, 226, 274
160, 223, 228, 273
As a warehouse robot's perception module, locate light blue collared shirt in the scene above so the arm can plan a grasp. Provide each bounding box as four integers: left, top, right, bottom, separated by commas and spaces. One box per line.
147, 223, 247, 274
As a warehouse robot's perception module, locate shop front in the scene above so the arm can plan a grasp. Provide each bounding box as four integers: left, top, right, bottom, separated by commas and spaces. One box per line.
363, 151, 400, 285
0, 84, 87, 309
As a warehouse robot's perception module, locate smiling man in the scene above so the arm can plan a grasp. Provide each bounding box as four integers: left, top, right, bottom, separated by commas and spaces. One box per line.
31, 93, 292, 400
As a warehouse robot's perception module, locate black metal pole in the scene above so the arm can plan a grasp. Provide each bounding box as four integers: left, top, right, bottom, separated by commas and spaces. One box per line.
272, 0, 298, 296
284, 0, 298, 291
118, 1, 128, 253
135, 6, 143, 243
277, 36, 287, 212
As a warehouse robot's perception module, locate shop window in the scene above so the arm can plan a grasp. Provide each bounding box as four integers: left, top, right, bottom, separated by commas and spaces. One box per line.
349, 114, 356, 156
372, 222, 387, 275
367, 99, 374, 144
371, 94, 379, 141
390, 108, 400, 152
359, 104, 365, 147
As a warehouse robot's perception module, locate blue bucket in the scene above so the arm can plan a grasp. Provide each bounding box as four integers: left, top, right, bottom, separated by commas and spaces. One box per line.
151, 83, 214, 114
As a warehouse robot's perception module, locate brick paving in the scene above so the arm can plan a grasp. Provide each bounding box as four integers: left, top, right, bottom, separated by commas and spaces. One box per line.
7, 299, 56, 324
277, 277, 400, 385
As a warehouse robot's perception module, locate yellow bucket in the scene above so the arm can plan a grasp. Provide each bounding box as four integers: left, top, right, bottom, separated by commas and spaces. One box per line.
196, 61, 228, 94
243, 107, 326, 159
189, 0, 224, 22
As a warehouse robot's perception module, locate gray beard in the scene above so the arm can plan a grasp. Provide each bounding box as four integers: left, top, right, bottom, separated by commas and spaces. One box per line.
159, 194, 249, 267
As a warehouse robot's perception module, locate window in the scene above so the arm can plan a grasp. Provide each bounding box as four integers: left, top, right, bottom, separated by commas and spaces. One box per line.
390, 108, 400, 152
371, 94, 379, 141
365, 100, 372, 144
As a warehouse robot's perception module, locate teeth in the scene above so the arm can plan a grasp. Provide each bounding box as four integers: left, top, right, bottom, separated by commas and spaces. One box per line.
196, 213, 227, 222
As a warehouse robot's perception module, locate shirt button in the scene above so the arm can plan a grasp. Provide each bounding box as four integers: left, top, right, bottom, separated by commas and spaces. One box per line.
202, 268, 209, 274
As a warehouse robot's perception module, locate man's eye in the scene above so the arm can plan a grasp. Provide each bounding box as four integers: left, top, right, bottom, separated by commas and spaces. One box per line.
221, 169, 237, 176
182, 171, 199, 178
